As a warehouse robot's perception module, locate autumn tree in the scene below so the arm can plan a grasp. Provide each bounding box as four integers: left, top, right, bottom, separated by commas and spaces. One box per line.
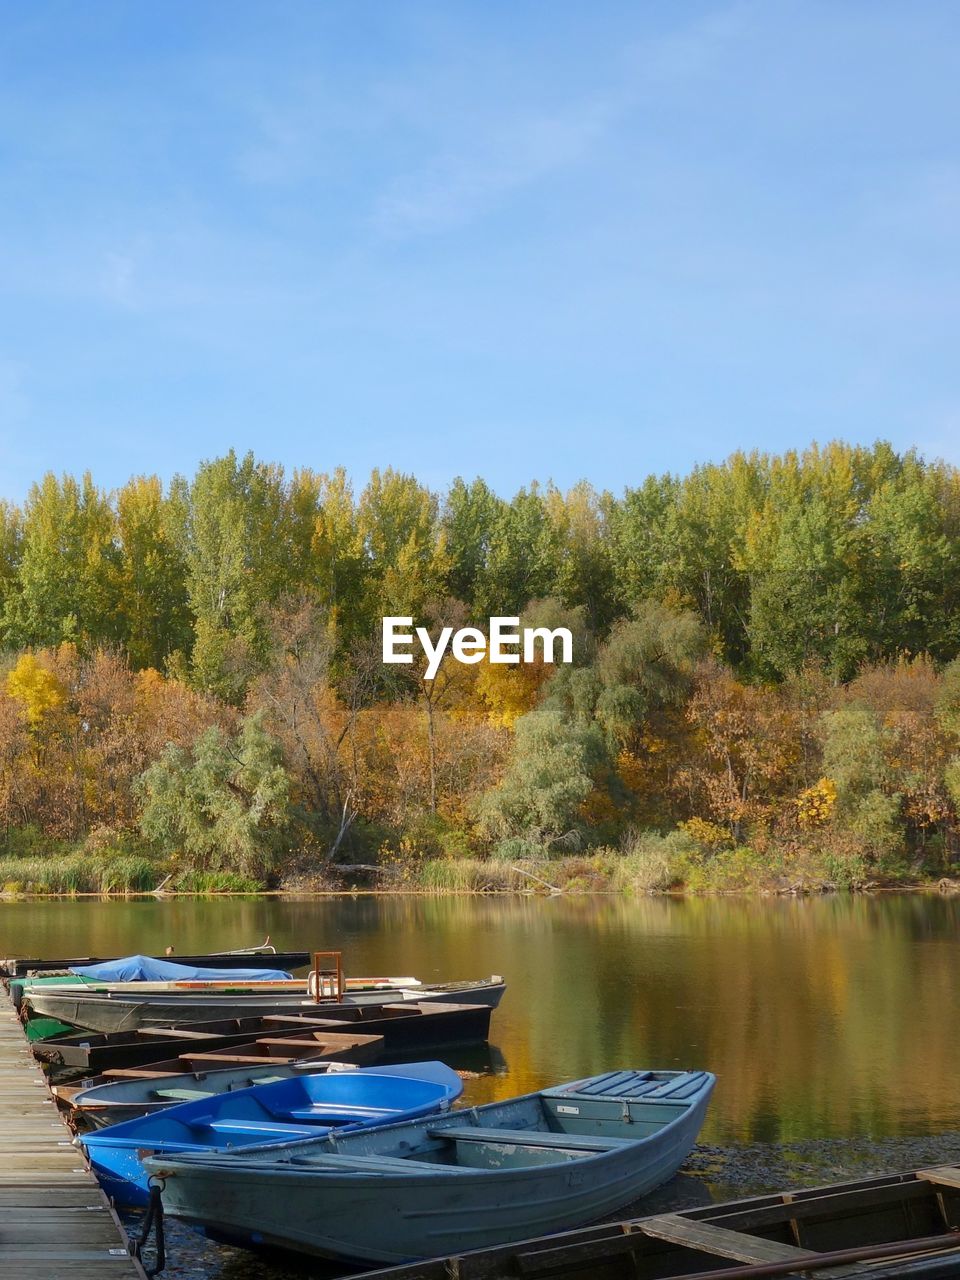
679, 663, 804, 842
250, 599, 363, 858
475, 598, 589, 729
848, 658, 954, 854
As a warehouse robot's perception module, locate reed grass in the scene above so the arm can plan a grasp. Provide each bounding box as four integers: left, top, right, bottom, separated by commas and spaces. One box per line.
0, 852, 160, 895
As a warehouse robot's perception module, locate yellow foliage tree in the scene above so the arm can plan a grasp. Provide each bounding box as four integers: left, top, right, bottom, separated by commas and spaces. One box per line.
6, 653, 66, 727
475, 659, 552, 728
796, 777, 838, 829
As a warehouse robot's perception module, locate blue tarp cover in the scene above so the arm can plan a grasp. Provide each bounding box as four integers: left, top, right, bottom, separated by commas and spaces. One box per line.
69, 954, 292, 982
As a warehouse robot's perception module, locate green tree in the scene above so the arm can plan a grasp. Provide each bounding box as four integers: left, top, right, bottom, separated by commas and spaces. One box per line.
358, 468, 448, 618
594, 600, 708, 749
0, 500, 21, 619
822, 702, 903, 869
114, 476, 192, 669
178, 452, 291, 698
311, 468, 367, 625
743, 445, 865, 680
544, 481, 619, 632
476, 706, 603, 851
137, 711, 290, 879
857, 450, 959, 661
475, 485, 560, 617
442, 477, 503, 607
608, 473, 679, 610
3, 473, 118, 649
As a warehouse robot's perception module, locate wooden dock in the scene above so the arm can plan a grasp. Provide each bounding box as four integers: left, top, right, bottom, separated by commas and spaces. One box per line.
0, 990, 147, 1279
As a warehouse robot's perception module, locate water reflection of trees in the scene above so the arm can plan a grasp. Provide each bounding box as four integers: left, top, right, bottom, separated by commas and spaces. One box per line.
7, 893, 960, 1145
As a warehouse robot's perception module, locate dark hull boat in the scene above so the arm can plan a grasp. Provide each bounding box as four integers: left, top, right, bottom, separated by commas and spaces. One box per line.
1, 948, 310, 977
353, 1166, 960, 1280
55, 1032, 387, 1124
26, 976, 506, 1033
145, 1069, 715, 1265
63, 1057, 380, 1128
34, 1014, 378, 1071
35, 1001, 492, 1073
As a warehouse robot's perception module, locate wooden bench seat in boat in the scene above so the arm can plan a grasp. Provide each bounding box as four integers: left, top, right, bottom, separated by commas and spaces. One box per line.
153, 1087, 218, 1101
553, 1069, 711, 1102
427, 1125, 636, 1152
280, 1104, 397, 1122
284, 1150, 475, 1174
197, 1118, 316, 1137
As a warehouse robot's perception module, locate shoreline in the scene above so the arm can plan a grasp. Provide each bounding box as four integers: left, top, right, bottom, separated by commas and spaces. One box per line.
3, 879, 959, 901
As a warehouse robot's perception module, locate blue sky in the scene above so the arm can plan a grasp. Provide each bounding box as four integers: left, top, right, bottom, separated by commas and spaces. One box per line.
1, 1, 958, 500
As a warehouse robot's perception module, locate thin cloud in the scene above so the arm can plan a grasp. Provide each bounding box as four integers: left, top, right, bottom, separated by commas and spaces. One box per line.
0, 359, 28, 427
371, 97, 619, 237
102, 249, 138, 308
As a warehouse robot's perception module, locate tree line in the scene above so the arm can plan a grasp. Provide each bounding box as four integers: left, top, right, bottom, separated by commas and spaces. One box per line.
2, 440, 960, 890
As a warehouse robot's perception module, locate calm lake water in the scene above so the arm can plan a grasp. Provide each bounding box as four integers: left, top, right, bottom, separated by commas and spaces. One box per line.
4, 892, 960, 1276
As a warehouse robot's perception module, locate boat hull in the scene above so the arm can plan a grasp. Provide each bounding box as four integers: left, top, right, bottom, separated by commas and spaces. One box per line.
81, 1061, 463, 1209
356, 1168, 960, 1280
1, 950, 311, 977
146, 1070, 714, 1264
36, 1001, 491, 1072
27, 979, 506, 1034
71, 1061, 353, 1129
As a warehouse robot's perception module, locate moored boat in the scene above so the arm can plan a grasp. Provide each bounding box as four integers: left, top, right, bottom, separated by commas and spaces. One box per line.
144, 1068, 715, 1264
352, 1166, 960, 1280
57, 1034, 384, 1126
11, 952, 299, 1011
80, 1059, 463, 1208
35, 1000, 491, 1072
1, 946, 311, 978
25, 975, 506, 1033
13, 953, 426, 1008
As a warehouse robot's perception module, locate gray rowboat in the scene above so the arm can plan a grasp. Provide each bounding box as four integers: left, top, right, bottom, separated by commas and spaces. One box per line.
144, 1068, 715, 1265
26, 976, 506, 1033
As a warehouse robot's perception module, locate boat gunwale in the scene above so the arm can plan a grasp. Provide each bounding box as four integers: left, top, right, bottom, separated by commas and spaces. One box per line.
145, 1071, 716, 1178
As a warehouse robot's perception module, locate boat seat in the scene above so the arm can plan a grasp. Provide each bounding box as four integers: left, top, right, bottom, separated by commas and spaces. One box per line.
153, 1088, 214, 1101
428, 1126, 637, 1152
201, 1119, 315, 1137
285, 1150, 472, 1174
280, 1104, 396, 1122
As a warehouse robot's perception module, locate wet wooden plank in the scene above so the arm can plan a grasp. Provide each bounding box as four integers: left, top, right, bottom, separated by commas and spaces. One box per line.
0, 990, 146, 1279
640, 1213, 820, 1263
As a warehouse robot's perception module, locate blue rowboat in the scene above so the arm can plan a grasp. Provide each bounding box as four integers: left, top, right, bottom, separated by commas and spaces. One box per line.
80, 1060, 462, 1208
144, 1068, 715, 1264
66, 1054, 383, 1129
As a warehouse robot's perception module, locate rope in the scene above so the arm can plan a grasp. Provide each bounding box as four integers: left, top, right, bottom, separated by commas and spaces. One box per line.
130, 1182, 166, 1277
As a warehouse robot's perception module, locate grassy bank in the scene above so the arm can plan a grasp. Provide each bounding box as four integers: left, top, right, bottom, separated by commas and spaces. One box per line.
0, 828, 940, 897
283, 836, 932, 896
0, 849, 262, 896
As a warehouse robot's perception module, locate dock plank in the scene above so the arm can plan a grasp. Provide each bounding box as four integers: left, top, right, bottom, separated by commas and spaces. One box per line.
641, 1213, 826, 1263
0, 993, 146, 1279
638, 1215, 871, 1277
918, 1167, 960, 1191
